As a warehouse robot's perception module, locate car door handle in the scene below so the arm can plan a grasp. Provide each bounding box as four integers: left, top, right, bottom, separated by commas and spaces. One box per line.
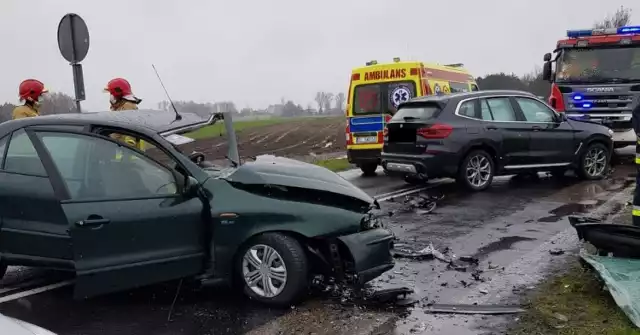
532, 126, 542, 131
487, 125, 498, 130
76, 217, 110, 227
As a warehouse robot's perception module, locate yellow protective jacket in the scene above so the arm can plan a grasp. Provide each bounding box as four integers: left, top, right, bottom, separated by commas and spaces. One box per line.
110, 99, 143, 150
12, 104, 39, 120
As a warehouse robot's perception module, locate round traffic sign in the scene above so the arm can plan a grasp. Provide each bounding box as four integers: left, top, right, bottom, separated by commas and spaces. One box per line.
57, 13, 90, 63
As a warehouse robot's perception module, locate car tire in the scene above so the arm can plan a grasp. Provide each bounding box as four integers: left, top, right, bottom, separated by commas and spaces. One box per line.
457, 150, 494, 191
0, 262, 6, 280
360, 163, 378, 176
237, 233, 309, 306
577, 142, 609, 180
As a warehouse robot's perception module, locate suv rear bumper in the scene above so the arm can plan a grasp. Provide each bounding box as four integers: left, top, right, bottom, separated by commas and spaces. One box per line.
381, 152, 458, 179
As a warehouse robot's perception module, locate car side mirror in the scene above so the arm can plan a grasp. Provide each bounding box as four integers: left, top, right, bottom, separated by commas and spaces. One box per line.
542, 61, 552, 82
558, 113, 567, 122
183, 176, 200, 197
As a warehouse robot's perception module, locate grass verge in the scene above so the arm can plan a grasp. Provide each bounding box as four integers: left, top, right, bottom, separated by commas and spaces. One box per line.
510, 262, 640, 335
314, 158, 352, 172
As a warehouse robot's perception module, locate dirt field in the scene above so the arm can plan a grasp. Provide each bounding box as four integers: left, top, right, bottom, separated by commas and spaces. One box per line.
181, 116, 347, 161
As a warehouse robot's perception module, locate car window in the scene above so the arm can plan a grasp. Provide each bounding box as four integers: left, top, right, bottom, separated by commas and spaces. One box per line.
392, 104, 441, 121
515, 97, 556, 123
103, 130, 176, 168
0, 135, 7, 167
480, 100, 493, 120
38, 132, 178, 200
4, 129, 47, 176
458, 100, 477, 118
471, 84, 479, 91
485, 97, 517, 122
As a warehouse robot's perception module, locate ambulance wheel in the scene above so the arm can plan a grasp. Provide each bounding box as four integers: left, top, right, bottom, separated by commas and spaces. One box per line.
360, 163, 378, 176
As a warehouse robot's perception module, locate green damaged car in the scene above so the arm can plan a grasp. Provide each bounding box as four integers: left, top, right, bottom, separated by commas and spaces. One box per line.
0, 110, 395, 305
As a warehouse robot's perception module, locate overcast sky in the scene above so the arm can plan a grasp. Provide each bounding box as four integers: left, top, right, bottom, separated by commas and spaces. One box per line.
1, 1, 638, 112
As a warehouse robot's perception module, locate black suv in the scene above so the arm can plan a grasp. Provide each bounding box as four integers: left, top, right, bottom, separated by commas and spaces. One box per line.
381, 90, 613, 191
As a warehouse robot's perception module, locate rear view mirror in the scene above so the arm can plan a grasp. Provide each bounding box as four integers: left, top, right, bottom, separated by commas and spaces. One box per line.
542, 61, 552, 82
543, 53, 552, 62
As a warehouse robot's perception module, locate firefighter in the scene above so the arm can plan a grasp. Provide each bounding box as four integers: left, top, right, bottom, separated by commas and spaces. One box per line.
634, 102, 640, 226
103, 78, 144, 159
12, 79, 48, 120
104, 78, 143, 146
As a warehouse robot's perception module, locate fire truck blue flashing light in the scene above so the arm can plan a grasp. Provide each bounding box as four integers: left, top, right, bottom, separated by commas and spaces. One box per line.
566, 26, 640, 38
573, 94, 583, 101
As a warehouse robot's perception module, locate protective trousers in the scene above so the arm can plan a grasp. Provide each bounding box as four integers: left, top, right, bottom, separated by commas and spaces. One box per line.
635, 136, 640, 226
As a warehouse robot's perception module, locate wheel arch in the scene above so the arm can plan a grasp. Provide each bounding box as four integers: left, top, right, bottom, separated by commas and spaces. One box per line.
459, 141, 499, 171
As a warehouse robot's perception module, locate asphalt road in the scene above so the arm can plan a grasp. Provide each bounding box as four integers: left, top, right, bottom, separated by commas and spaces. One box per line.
0, 161, 635, 335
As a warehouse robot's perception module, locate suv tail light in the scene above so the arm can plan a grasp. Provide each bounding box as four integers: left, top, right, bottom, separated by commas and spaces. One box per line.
383, 126, 388, 137
345, 119, 353, 145
417, 123, 453, 139
549, 83, 565, 112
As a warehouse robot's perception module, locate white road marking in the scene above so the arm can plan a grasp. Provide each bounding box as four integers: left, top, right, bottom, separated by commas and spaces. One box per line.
0, 280, 74, 304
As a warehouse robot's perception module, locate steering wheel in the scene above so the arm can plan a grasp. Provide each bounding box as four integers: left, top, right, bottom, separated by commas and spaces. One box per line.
188, 152, 206, 165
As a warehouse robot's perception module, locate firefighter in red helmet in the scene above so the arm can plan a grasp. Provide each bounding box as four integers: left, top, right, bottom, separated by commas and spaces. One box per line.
104, 78, 141, 111
104, 78, 144, 156
13, 79, 48, 120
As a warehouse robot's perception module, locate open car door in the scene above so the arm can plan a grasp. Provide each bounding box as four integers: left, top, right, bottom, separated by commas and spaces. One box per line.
35, 129, 208, 299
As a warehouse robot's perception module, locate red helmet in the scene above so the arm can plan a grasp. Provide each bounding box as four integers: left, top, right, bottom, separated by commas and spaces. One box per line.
19, 79, 48, 101
104, 78, 133, 98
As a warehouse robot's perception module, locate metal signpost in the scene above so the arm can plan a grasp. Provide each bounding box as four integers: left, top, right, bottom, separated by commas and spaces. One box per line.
57, 13, 90, 113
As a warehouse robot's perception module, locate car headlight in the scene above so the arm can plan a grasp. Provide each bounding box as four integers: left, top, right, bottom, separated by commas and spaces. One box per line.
10, 317, 57, 335
607, 129, 614, 137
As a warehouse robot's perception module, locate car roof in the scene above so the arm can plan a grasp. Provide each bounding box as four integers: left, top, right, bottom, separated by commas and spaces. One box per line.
407, 90, 536, 104
0, 109, 217, 136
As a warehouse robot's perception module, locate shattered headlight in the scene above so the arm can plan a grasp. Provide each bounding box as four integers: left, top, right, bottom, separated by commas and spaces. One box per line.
360, 212, 386, 230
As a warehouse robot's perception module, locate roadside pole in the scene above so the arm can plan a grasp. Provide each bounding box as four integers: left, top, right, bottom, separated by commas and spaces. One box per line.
57, 13, 90, 112
221, 104, 241, 165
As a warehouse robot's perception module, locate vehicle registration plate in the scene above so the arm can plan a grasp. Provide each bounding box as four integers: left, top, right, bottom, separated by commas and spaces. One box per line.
355, 136, 377, 144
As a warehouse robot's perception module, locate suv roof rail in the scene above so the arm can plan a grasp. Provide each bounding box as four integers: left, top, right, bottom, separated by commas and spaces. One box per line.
444, 63, 464, 68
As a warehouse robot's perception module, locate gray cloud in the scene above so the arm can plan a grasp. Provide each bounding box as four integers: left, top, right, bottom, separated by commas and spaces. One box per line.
0, 0, 637, 112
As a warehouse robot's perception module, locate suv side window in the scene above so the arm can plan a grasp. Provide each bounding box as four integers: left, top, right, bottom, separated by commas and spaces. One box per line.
0, 135, 7, 167
4, 129, 47, 176
484, 97, 517, 122
458, 100, 478, 119
515, 97, 556, 123
480, 100, 493, 120
38, 132, 178, 200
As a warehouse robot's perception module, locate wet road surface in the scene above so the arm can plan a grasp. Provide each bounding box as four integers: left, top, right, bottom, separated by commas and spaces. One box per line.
0, 164, 635, 335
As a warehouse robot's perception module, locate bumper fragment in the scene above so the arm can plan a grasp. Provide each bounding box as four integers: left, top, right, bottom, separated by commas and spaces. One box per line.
338, 228, 394, 284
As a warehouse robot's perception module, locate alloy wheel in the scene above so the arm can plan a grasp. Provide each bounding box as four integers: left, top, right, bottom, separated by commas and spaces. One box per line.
242, 244, 288, 298
584, 147, 607, 177
466, 155, 491, 188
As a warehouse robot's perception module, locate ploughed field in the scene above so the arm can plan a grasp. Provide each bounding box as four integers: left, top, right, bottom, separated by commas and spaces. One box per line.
182, 116, 347, 160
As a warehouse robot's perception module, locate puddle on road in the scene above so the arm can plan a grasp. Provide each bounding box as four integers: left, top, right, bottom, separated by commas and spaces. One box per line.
471, 236, 536, 260
537, 200, 606, 222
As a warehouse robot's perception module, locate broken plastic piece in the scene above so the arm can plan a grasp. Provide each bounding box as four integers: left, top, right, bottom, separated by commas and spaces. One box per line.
424, 304, 525, 315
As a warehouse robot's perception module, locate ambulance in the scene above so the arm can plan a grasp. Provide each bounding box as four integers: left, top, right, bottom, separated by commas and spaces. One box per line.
345, 58, 478, 175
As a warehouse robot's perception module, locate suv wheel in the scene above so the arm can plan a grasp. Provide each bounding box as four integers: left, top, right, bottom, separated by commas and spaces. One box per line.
458, 150, 494, 191
237, 233, 308, 306
360, 163, 378, 176
577, 143, 609, 180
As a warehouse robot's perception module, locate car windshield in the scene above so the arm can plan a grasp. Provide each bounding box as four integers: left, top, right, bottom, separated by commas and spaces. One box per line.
556, 46, 640, 83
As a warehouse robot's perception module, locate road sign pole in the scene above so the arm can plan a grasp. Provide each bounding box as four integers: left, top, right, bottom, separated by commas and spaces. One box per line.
58, 13, 89, 113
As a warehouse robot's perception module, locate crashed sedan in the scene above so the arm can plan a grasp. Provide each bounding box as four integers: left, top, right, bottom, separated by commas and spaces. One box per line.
0, 110, 394, 305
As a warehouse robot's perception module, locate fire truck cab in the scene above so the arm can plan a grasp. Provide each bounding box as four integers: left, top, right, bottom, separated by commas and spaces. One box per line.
542, 25, 640, 148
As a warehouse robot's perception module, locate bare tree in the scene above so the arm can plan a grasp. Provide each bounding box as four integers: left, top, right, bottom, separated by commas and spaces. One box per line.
322, 92, 334, 113
594, 6, 632, 29
334, 92, 346, 112
315, 92, 325, 114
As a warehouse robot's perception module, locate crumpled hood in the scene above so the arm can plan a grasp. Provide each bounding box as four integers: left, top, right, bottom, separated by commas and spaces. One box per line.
222, 155, 374, 205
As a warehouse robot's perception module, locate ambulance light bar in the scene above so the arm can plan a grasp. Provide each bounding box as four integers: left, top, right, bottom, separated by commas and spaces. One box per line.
566, 25, 640, 38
